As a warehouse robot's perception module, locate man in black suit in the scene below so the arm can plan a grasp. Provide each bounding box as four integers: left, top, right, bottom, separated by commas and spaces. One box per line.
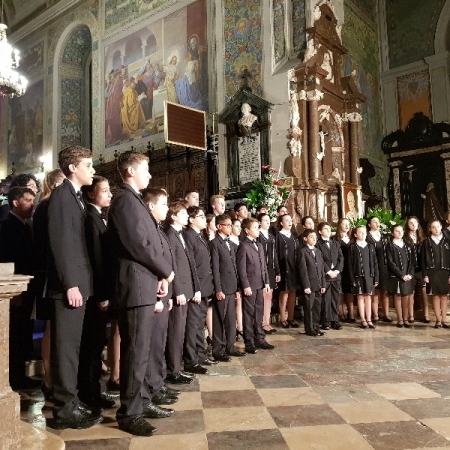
317, 222, 344, 330
46, 146, 101, 429
299, 230, 327, 336
237, 218, 274, 354
183, 207, 217, 372
0, 186, 38, 390
210, 214, 245, 360
108, 151, 174, 436
165, 201, 202, 383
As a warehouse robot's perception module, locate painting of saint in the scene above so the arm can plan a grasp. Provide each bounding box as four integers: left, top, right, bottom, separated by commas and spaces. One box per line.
121, 78, 146, 134
342, 183, 360, 222
234, 18, 249, 39
164, 55, 179, 103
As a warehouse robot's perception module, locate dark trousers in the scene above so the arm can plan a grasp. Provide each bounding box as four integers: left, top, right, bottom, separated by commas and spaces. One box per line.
9, 293, 34, 388
242, 288, 265, 346
146, 303, 169, 396
325, 281, 340, 323
77, 297, 108, 405
116, 305, 155, 423
183, 296, 208, 366
212, 294, 236, 358
51, 297, 96, 419
303, 291, 323, 334
165, 303, 188, 376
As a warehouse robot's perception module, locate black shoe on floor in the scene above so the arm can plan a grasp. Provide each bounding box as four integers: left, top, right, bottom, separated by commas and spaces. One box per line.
54, 405, 103, 430
184, 364, 208, 375
257, 341, 275, 350
101, 390, 120, 402
215, 353, 231, 362
287, 320, 300, 328
152, 391, 178, 406
143, 403, 174, 419
179, 371, 195, 379
162, 385, 181, 396
316, 331, 326, 336
107, 379, 120, 392
305, 331, 318, 336
165, 373, 193, 384
201, 358, 219, 366
245, 345, 258, 354
118, 416, 157, 436
331, 322, 342, 330
227, 350, 246, 357
321, 325, 330, 330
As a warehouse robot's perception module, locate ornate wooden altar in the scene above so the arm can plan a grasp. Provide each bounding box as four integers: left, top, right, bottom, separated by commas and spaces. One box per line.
286, 2, 366, 225
382, 112, 450, 222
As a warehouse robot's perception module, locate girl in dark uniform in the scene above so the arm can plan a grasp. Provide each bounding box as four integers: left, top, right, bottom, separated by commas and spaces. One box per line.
348, 226, 379, 329
276, 214, 300, 328
334, 218, 354, 322
404, 216, 428, 323
258, 213, 281, 334
386, 224, 415, 327
422, 219, 450, 328
366, 216, 391, 322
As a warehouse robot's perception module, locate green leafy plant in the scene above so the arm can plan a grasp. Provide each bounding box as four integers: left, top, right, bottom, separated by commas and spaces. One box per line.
246, 165, 290, 221
365, 207, 406, 235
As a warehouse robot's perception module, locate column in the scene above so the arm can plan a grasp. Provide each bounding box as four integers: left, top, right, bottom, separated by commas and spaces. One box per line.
307, 89, 324, 184
440, 152, 450, 210
299, 89, 309, 183
389, 160, 403, 215
347, 112, 362, 185
425, 52, 450, 123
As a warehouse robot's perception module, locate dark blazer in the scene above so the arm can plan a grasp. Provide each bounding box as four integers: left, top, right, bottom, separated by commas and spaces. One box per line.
258, 231, 280, 285
108, 184, 172, 309
85, 203, 111, 302
421, 236, 450, 274
386, 241, 415, 279
184, 226, 214, 298
299, 246, 326, 291
316, 237, 344, 282
153, 215, 174, 301
348, 242, 379, 285
209, 234, 239, 295
47, 179, 93, 299
0, 212, 34, 275
165, 226, 199, 300
237, 237, 269, 290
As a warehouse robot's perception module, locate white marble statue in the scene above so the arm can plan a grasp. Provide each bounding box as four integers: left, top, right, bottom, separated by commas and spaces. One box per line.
238, 102, 258, 135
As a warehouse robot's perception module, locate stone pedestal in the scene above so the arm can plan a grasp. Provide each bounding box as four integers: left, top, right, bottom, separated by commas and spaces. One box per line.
0, 263, 64, 450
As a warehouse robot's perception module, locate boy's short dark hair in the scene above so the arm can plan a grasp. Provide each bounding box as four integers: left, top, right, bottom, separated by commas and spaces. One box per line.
117, 150, 149, 178
241, 217, 258, 230
81, 175, 108, 200
187, 206, 204, 220
166, 200, 187, 225
58, 145, 92, 176
234, 202, 248, 212
7, 186, 35, 208
317, 221, 330, 232
142, 187, 167, 204
301, 216, 314, 227
215, 214, 231, 225
303, 229, 316, 239
10, 173, 39, 190
257, 212, 270, 222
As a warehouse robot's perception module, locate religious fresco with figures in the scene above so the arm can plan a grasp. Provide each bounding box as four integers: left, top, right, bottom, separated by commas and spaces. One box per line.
342, 0, 384, 197
103, 0, 208, 148
6, 80, 44, 174
223, 0, 263, 103
386, 0, 446, 69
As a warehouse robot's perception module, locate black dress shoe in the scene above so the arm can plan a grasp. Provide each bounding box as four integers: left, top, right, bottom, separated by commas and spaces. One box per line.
54, 405, 103, 430
227, 350, 246, 357
287, 320, 300, 328
118, 416, 157, 436
107, 379, 120, 392
143, 403, 174, 419
201, 358, 219, 366
245, 345, 258, 354
165, 373, 193, 384
162, 385, 181, 396
320, 325, 330, 330
305, 331, 318, 336
215, 353, 231, 362
184, 364, 208, 375
152, 391, 178, 405
331, 322, 342, 330
101, 390, 120, 401
256, 341, 275, 350
316, 331, 325, 336
180, 370, 196, 379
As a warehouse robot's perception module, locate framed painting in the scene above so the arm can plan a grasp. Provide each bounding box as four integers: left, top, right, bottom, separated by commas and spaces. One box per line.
341, 182, 361, 221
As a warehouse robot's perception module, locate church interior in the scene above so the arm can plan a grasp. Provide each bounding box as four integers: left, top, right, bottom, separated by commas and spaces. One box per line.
2, 0, 450, 448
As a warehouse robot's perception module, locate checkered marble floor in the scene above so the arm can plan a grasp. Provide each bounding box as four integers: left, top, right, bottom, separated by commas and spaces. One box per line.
20, 318, 450, 449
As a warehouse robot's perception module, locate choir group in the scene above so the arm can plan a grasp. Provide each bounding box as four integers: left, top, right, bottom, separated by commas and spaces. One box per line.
2, 145, 450, 437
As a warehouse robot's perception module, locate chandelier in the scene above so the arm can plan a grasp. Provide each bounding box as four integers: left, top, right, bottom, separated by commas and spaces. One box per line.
0, 22, 27, 97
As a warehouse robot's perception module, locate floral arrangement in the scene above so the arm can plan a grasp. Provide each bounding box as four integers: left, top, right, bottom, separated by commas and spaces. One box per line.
245, 165, 290, 221
363, 206, 406, 235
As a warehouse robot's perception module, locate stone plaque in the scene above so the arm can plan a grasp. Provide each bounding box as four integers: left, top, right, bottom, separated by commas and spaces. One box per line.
238, 134, 261, 185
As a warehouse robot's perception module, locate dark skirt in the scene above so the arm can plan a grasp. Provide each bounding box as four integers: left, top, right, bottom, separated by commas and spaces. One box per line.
267, 266, 277, 290
426, 269, 450, 295
387, 276, 414, 296
352, 275, 375, 296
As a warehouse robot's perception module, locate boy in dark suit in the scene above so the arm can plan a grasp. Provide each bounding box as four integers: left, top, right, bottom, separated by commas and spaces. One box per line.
46, 146, 101, 429
299, 229, 327, 336
108, 151, 175, 436
210, 214, 245, 360
165, 201, 202, 383
237, 218, 274, 353
316, 222, 344, 330
0, 186, 38, 390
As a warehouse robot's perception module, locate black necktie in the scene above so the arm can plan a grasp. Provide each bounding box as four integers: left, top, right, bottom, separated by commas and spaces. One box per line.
177, 230, 186, 248
224, 236, 231, 251
76, 191, 85, 208
324, 240, 330, 248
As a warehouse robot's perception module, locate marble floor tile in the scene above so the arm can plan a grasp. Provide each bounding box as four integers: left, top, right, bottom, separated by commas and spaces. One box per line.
280, 424, 375, 450
171, 391, 203, 411
199, 375, 255, 392
60, 424, 131, 441
257, 387, 324, 407
129, 432, 208, 450
352, 421, 450, 450
267, 404, 346, 428
244, 364, 294, 376
207, 365, 247, 376
366, 382, 442, 401
250, 375, 308, 389
313, 385, 383, 404
148, 410, 205, 435
65, 438, 131, 450
203, 406, 277, 432
288, 361, 341, 375
201, 389, 263, 409
278, 354, 326, 364
421, 417, 450, 440
206, 429, 289, 450
393, 398, 450, 419
329, 400, 414, 423
298, 372, 359, 387
422, 381, 450, 399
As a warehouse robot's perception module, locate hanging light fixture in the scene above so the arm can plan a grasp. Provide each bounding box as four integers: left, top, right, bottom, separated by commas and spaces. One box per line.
0, 0, 27, 97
